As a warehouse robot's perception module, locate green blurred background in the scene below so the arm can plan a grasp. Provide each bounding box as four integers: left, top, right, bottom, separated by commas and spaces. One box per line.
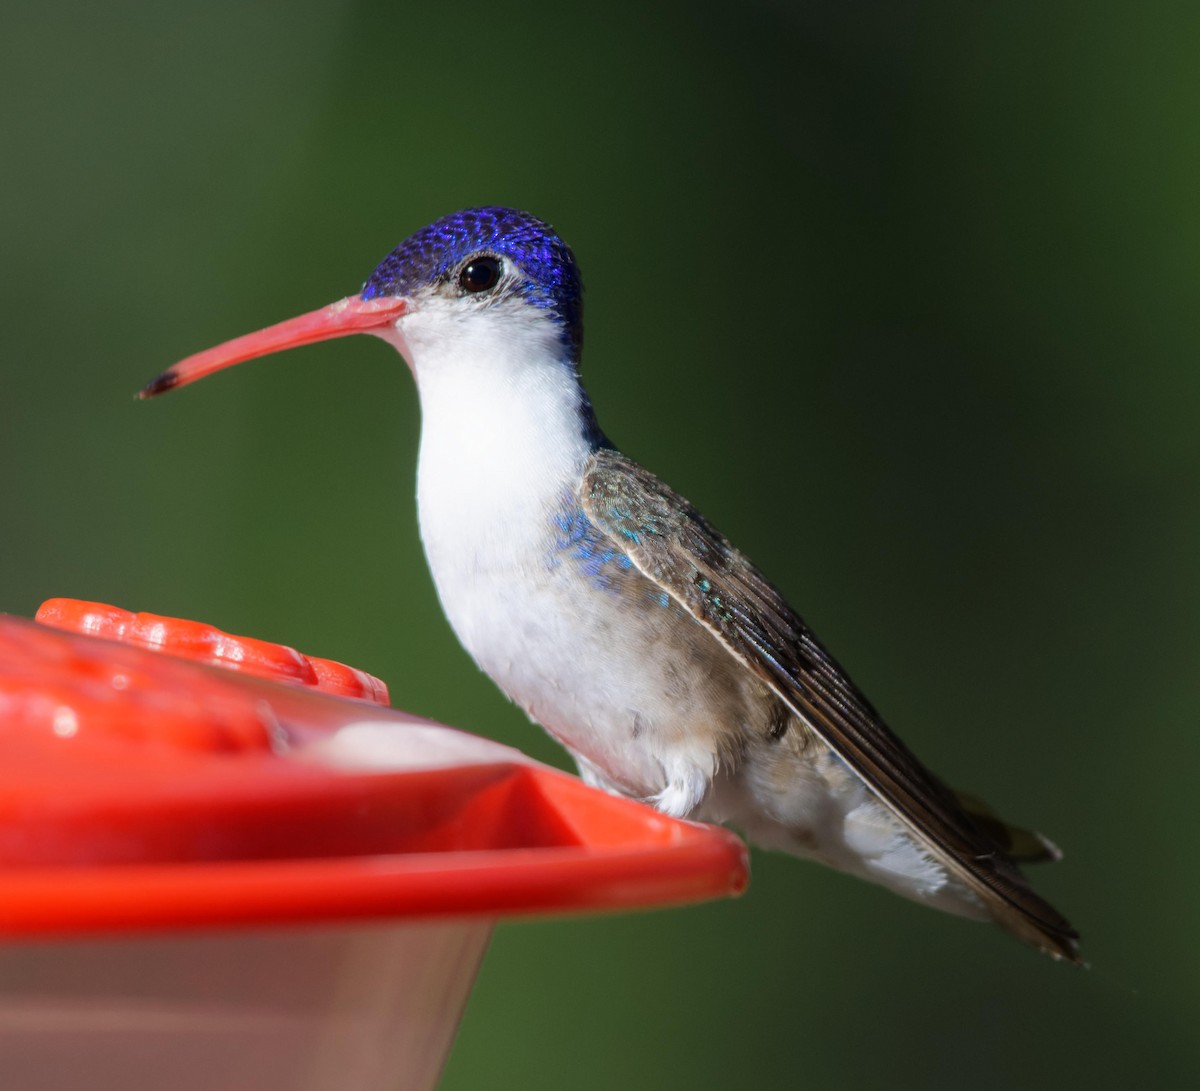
3, 1, 1197, 1086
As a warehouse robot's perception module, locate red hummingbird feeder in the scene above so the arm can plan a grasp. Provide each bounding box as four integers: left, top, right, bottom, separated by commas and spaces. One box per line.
0, 599, 747, 1091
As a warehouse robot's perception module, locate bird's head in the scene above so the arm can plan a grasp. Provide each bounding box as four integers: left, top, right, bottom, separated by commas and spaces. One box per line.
139, 207, 584, 399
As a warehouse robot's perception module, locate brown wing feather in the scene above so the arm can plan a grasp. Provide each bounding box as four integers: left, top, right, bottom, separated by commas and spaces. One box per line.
582, 447, 1080, 963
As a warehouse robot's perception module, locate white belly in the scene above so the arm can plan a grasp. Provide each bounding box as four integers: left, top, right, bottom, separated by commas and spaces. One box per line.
422, 507, 751, 806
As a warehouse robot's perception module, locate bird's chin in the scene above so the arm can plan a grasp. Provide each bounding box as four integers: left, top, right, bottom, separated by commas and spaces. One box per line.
368, 322, 417, 376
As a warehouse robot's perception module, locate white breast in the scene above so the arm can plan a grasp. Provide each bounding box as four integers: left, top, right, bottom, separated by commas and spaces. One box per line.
387, 303, 594, 572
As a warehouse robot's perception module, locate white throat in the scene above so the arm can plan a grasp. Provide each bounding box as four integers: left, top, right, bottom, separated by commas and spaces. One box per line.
374, 301, 597, 575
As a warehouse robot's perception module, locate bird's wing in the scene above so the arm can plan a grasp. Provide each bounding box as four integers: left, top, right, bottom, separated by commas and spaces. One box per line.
581, 447, 1080, 962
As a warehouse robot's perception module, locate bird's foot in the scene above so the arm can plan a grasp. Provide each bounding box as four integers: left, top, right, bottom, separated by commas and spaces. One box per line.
648, 757, 711, 819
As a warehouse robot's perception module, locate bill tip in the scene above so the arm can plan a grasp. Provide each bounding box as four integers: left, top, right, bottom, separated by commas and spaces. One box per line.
137, 372, 179, 400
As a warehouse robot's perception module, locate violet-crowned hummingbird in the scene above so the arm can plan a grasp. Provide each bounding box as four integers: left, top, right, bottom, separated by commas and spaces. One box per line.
139, 207, 1079, 962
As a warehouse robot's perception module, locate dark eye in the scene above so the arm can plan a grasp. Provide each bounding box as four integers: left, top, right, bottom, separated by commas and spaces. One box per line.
458, 255, 502, 294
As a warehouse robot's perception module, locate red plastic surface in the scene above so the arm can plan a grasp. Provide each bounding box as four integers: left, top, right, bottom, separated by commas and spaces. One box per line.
36, 599, 390, 706
0, 608, 748, 937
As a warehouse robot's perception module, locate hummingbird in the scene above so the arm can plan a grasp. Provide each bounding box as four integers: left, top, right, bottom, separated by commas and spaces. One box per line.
140, 207, 1080, 962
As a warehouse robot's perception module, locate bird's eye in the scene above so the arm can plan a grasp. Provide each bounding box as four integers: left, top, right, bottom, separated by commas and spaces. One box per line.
458, 256, 502, 294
